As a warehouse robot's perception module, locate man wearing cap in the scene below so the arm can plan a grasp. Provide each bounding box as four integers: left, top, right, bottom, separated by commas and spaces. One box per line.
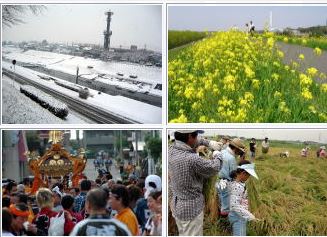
217, 138, 246, 217
169, 130, 223, 236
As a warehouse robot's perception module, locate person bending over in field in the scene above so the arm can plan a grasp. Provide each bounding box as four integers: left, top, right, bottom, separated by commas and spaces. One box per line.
228, 160, 259, 236
216, 138, 246, 217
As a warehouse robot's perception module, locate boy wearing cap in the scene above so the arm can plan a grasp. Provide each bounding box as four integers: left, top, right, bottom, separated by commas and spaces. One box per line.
169, 130, 223, 236
217, 138, 246, 217
229, 160, 259, 236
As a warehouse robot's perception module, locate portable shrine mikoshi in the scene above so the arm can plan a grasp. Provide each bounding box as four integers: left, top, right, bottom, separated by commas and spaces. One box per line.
26, 131, 87, 194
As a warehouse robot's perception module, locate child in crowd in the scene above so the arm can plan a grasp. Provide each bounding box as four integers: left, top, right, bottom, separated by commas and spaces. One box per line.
228, 160, 259, 236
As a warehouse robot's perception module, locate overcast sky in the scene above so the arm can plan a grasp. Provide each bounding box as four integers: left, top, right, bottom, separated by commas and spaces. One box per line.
3, 4, 162, 51
169, 129, 327, 143
169, 5, 327, 31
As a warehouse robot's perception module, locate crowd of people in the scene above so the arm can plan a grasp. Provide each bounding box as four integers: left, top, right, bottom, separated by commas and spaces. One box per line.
169, 130, 259, 236
2, 170, 162, 236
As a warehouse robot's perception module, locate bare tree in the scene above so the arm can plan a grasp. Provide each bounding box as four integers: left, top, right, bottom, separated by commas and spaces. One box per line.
2, 5, 46, 28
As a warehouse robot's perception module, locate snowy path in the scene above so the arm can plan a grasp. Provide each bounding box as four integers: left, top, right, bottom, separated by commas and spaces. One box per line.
2, 75, 90, 124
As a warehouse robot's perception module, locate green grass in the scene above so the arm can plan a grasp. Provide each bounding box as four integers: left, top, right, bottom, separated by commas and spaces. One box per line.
168, 30, 207, 50
169, 143, 327, 236
275, 35, 327, 50
168, 43, 192, 62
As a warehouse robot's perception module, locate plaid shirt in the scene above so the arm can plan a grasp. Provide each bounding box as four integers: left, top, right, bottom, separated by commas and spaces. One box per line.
169, 139, 222, 221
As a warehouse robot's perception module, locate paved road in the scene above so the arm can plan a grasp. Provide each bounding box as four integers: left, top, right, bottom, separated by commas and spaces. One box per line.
84, 159, 121, 181
277, 42, 327, 83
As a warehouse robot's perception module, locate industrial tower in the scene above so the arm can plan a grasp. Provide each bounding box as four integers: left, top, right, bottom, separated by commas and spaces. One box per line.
104, 10, 113, 50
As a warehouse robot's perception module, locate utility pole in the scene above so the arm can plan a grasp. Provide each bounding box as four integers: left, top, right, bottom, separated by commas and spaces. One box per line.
76, 66, 79, 84
135, 131, 138, 166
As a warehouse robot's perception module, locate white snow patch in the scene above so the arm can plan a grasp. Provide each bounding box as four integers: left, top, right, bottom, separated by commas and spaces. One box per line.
2, 76, 88, 124
2, 61, 162, 124
3, 47, 162, 96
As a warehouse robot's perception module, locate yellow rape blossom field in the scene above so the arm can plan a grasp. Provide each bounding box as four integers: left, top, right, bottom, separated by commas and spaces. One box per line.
168, 30, 327, 123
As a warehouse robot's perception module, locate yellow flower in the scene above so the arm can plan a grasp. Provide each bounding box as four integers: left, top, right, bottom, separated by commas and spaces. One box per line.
273, 61, 280, 68
192, 102, 200, 110
302, 39, 307, 45
306, 67, 318, 77
196, 89, 204, 100
272, 73, 280, 81
252, 79, 260, 89
244, 92, 254, 101
321, 84, 327, 93
277, 50, 284, 58
301, 88, 313, 100
218, 96, 233, 107
278, 101, 290, 113
234, 108, 247, 122
274, 91, 282, 98
283, 37, 288, 43
314, 47, 322, 56
318, 113, 327, 121
292, 61, 299, 68
267, 37, 275, 48
184, 86, 195, 99
244, 65, 255, 78
308, 105, 317, 114
298, 54, 305, 60
199, 115, 207, 123
170, 114, 188, 123
299, 73, 312, 86
223, 74, 237, 91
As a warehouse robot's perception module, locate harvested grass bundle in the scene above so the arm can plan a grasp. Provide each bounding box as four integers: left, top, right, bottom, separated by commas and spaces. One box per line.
199, 148, 219, 221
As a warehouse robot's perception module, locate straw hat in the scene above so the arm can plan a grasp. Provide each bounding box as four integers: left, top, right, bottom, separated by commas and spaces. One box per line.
230, 138, 246, 153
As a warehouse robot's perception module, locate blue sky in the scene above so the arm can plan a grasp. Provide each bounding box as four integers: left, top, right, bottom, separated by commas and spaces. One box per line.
3, 4, 162, 51
169, 5, 327, 31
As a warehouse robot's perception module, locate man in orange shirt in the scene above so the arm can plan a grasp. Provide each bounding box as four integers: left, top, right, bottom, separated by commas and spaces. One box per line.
110, 184, 140, 236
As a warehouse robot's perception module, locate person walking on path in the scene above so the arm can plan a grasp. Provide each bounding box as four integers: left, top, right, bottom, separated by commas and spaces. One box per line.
168, 130, 223, 236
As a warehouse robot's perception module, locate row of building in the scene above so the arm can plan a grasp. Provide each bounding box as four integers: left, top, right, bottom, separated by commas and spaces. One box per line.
2, 41, 162, 67
2, 130, 162, 182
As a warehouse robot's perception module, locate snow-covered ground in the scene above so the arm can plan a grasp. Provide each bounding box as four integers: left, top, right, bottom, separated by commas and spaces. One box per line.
2, 61, 162, 124
2, 75, 90, 124
2, 47, 162, 96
